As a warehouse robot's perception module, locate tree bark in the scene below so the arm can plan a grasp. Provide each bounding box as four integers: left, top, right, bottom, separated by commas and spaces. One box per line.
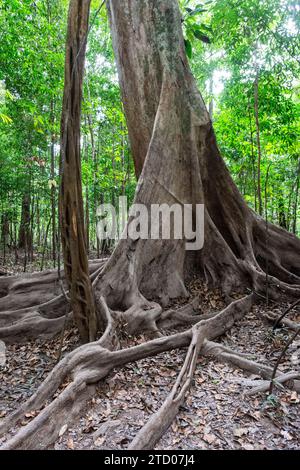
254, 72, 263, 216
50, 100, 57, 267
292, 158, 300, 235
99, 0, 300, 320
18, 193, 31, 252
59, 0, 97, 342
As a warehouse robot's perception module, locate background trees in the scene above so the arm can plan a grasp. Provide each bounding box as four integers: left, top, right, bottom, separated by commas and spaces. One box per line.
0, 0, 299, 271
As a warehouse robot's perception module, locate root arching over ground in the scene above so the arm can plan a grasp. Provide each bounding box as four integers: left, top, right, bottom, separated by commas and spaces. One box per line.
1, 0, 300, 450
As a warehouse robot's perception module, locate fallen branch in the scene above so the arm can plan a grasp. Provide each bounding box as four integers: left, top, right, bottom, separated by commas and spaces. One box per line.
128, 326, 205, 450
247, 371, 300, 396
273, 298, 300, 330
269, 327, 300, 395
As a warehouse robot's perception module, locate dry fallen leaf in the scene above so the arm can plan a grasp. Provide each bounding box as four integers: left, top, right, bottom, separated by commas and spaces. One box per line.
59, 424, 68, 437
67, 438, 74, 450
242, 443, 254, 450
289, 391, 299, 404
234, 428, 249, 438
280, 430, 293, 441
94, 436, 106, 447
203, 433, 216, 444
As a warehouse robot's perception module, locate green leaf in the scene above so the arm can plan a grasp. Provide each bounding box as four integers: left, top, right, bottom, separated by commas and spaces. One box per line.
193, 29, 211, 43
0, 113, 13, 124
189, 7, 207, 17
197, 23, 213, 32
184, 39, 192, 58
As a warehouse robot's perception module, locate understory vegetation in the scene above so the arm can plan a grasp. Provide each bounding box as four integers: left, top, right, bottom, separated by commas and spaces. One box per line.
0, 0, 299, 267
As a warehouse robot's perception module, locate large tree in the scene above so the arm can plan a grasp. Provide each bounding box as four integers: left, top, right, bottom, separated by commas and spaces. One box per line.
59, 0, 97, 343
0, 0, 299, 450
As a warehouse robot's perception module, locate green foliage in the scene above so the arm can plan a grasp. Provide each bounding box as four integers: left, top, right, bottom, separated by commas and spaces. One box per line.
0, 0, 299, 261
187, 0, 300, 233
180, 0, 213, 57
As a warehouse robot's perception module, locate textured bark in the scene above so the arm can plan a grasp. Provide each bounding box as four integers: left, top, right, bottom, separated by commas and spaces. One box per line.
95, 0, 300, 320
0, 0, 298, 347
0, 260, 105, 344
60, 0, 97, 342
254, 72, 263, 216
18, 193, 31, 251
50, 100, 57, 266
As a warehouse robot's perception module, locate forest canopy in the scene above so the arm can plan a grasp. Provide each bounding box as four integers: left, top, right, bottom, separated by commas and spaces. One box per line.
0, 0, 299, 268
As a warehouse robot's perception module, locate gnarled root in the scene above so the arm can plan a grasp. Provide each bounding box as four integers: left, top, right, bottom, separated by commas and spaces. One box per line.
128, 326, 204, 450
0, 259, 104, 311
202, 341, 300, 395
1, 289, 299, 450
0, 295, 252, 450
0, 259, 107, 343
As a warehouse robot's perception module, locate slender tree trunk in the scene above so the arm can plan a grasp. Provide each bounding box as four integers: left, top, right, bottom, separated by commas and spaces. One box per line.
29, 193, 35, 262
36, 197, 41, 247
1, 212, 9, 264
86, 83, 97, 251
50, 100, 57, 267
292, 157, 300, 235
254, 72, 263, 216
83, 130, 90, 253
247, 99, 257, 211
18, 193, 31, 252
85, 177, 90, 254
40, 217, 52, 272
59, 0, 97, 342
208, 76, 214, 120
278, 193, 287, 229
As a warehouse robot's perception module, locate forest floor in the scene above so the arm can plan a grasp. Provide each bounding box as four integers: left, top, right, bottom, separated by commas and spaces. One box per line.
0, 260, 300, 450
0, 249, 106, 275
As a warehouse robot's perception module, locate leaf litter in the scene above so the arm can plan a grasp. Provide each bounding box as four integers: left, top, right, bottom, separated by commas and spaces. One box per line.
0, 282, 299, 450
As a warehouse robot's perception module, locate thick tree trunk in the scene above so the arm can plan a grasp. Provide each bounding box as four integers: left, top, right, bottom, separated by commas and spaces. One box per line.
95, 0, 300, 321
59, 0, 97, 342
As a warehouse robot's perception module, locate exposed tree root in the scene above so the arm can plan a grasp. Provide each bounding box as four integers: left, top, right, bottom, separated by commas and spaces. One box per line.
258, 311, 300, 332
202, 341, 300, 395
157, 296, 201, 330
0, 259, 104, 311
0, 295, 252, 449
247, 372, 300, 396
1, 288, 299, 450
201, 341, 274, 378
128, 326, 204, 450
273, 298, 300, 330
269, 327, 300, 394
0, 259, 107, 344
